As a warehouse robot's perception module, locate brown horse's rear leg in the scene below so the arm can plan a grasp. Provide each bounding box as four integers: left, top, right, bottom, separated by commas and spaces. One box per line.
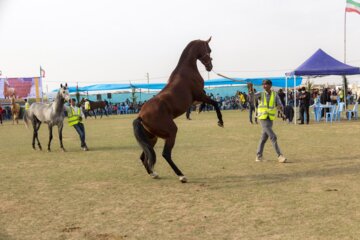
139, 134, 158, 177
162, 139, 186, 183
133, 117, 159, 178
139, 151, 149, 173
139, 151, 156, 177
161, 123, 186, 183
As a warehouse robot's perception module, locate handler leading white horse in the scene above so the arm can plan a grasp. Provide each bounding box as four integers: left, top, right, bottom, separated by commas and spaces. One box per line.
24, 84, 70, 151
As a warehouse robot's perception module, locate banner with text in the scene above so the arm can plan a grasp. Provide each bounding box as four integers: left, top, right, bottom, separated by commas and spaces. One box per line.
0, 77, 43, 99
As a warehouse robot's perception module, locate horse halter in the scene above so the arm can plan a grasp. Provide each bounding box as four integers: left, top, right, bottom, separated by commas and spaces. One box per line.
59, 84, 70, 102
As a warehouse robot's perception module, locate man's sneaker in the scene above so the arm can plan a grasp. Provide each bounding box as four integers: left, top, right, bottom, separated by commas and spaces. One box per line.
278, 155, 287, 163
255, 155, 263, 162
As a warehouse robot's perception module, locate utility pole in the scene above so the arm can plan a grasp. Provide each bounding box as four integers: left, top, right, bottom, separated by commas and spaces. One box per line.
343, 12, 348, 108
146, 72, 150, 93
46, 84, 49, 103
76, 82, 80, 103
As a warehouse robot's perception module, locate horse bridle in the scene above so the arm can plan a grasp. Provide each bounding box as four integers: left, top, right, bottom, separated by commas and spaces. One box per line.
199, 49, 212, 70
199, 53, 212, 64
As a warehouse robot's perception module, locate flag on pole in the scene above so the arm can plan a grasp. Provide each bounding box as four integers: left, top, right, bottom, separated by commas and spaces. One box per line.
40, 66, 46, 78
346, 0, 360, 14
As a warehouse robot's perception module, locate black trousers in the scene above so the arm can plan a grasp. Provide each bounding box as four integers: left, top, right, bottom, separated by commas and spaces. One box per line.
186, 107, 191, 119
300, 105, 310, 124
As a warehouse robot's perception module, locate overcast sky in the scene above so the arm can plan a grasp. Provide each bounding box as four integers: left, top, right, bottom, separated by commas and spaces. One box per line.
0, 0, 359, 91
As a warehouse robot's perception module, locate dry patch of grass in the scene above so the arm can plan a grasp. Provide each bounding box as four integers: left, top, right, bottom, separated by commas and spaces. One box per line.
1, 111, 360, 240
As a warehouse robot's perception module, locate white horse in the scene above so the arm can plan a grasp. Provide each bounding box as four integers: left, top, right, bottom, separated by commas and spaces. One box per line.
24, 84, 70, 151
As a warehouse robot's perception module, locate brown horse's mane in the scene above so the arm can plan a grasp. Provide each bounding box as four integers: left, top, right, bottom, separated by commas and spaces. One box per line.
174, 40, 204, 70
166, 40, 209, 86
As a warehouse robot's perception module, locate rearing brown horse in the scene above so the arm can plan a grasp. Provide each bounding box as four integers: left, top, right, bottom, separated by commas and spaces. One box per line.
133, 37, 223, 183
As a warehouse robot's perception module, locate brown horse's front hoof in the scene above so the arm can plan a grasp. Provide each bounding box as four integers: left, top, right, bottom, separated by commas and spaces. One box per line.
218, 122, 224, 127
61, 148, 66, 152
179, 176, 187, 183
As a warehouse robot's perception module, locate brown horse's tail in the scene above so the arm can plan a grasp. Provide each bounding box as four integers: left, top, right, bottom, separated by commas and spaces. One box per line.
133, 117, 156, 170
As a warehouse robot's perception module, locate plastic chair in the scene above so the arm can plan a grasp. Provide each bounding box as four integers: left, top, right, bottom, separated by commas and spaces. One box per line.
334, 102, 345, 121
325, 105, 337, 123
347, 102, 359, 120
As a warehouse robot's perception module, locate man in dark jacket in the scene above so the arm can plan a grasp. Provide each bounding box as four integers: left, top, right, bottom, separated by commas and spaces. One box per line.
299, 87, 311, 124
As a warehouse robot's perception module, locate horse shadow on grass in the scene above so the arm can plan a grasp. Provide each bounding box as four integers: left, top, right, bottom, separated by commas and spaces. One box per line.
190, 155, 360, 188
75, 144, 139, 152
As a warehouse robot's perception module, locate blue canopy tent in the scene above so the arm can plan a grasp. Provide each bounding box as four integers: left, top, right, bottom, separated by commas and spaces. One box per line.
287, 49, 360, 76
286, 48, 360, 124
219, 76, 302, 88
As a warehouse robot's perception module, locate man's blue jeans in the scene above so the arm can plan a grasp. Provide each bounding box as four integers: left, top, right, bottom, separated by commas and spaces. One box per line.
73, 122, 86, 147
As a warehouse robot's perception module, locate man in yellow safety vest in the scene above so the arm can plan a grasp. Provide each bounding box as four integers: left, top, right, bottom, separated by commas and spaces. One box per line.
84, 98, 91, 119
255, 79, 287, 163
67, 98, 89, 151
24, 99, 30, 111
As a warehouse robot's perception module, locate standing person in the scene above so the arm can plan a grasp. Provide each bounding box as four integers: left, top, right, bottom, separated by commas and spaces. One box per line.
299, 86, 311, 124
24, 99, 30, 111
320, 88, 331, 118
277, 89, 286, 117
238, 92, 246, 111
255, 79, 287, 163
247, 83, 258, 124
186, 106, 192, 120
84, 98, 91, 119
66, 98, 89, 151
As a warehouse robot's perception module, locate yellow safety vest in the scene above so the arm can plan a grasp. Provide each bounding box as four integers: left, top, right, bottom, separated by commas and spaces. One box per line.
25, 102, 30, 110
239, 94, 245, 104
67, 107, 81, 126
257, 91, 276, 120
339, 90, 344, 99
85, 101, 91, 110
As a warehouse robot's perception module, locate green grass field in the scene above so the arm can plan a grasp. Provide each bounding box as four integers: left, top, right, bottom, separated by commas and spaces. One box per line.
1, 110, 360, 240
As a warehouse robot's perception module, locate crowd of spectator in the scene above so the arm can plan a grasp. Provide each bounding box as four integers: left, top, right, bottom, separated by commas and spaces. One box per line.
75, 87, 360, 117
1, 87, 359, 122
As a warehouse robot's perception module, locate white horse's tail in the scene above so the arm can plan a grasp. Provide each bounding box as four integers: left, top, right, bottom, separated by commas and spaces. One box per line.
23, 110, 30, 128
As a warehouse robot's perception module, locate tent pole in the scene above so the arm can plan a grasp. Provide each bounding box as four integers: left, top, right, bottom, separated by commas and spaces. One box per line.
344, 10, 347, 64
343, 75, 348, 111
344, 10, 348, 112
294, 75, 297, 125
285, 76, 288, 106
